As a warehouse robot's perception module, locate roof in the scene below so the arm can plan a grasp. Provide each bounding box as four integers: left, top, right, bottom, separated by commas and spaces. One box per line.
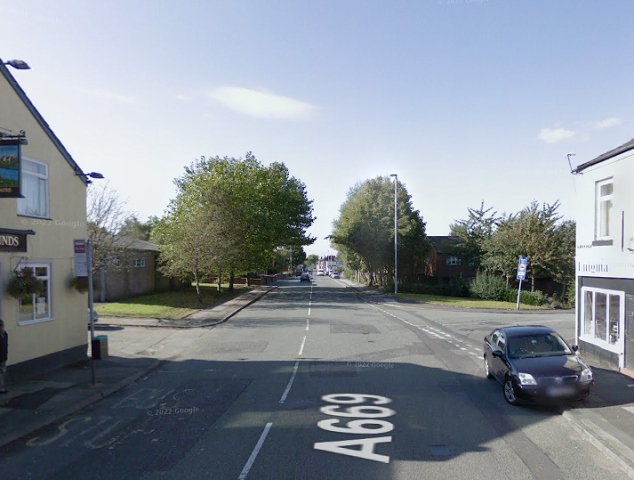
0, 58, 89, 186
573, 136, 634, 174
498, 325, 556, 337
113, 236, 159, 252
427, 236, 461, 253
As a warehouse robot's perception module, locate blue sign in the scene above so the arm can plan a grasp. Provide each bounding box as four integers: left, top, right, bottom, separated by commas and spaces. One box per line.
516, 256, 528, 280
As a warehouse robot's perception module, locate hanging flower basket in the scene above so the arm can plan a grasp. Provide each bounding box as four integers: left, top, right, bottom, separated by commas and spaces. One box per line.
6, 267, 46, 299
69, 276, 89, 293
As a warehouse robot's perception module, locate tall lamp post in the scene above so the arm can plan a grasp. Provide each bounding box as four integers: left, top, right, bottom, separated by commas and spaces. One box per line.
390, 174, 398, 295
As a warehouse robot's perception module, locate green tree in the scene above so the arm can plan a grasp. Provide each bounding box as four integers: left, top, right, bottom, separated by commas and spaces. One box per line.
120, 215, 160, 241
306, 254, 319, 267
449, 201, 501, 268
155, 153, 315, 292
331, 176, 428, 286
481, 200, 568, 291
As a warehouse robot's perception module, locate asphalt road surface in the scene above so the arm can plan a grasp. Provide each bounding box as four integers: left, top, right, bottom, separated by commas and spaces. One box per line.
0, 277, 627, 479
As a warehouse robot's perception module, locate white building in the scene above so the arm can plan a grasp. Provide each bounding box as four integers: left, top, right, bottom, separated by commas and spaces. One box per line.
573, 138, 634, 374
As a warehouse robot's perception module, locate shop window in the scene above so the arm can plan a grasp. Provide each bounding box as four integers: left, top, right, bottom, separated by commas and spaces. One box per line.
581, 287, 624, 350
18, 158, 49, 218
583, 290, 592, 335
18, 263, 52, 325
609, 295, 621, 345
594, 293, 607, 341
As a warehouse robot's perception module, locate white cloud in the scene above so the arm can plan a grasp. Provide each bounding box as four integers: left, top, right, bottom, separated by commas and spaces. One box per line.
537, 127, 578, 144
209, 87, 319, 120
175, 94, 193, 101
589, 117, 622, 129
84, 88, 137, 104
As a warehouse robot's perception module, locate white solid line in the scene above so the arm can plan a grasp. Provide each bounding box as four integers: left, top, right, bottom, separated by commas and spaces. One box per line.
237, 422, 273, 480
279, 361, 300, 404
298, 335, 307, 356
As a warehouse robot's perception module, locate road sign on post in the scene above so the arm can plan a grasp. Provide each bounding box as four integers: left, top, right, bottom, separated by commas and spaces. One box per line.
74, 239, 88, 277
516, 256, 528, 310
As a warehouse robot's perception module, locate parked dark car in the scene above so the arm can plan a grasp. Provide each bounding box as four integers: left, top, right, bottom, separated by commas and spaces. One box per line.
484, 325, 594, 406
300, 272, 311, 282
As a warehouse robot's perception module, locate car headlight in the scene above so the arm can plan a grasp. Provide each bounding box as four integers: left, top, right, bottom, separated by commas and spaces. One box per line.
517, 373, 537, 386
580, 367, 593, 382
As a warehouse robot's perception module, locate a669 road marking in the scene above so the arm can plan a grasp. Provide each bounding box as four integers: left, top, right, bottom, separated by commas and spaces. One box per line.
313, 393, 395, 463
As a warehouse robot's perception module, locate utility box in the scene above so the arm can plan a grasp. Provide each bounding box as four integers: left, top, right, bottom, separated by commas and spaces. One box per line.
91, 335, 108, 360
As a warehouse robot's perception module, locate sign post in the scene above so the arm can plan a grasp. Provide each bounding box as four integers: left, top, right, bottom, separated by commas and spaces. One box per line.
75, 239, 96, 384
516, 256, 528, 310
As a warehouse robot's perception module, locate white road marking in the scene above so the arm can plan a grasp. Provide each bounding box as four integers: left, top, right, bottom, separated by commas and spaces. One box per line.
366, 302, 482, 356
237, 422, 273, 480
306, 318, 310, 331
279, 361, 300, 404
298, 334, 307, 356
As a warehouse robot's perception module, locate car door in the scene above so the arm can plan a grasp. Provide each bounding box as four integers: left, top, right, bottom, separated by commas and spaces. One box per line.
490, 332, 508, 381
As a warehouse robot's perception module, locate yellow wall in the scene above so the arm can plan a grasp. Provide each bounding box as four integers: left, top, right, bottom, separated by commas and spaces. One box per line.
0, 71, 88, 366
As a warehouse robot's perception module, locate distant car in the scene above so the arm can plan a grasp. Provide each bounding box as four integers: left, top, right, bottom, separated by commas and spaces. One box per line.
484, 325, 594, 406
331, 271, 340, 279
300, 272, 311, 282
317, 269, 325, 276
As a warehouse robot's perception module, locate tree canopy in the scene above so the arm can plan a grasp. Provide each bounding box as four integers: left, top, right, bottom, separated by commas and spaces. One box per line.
452, 200, 576, 293
331, 176, 428, 285
154, 153, 315, 295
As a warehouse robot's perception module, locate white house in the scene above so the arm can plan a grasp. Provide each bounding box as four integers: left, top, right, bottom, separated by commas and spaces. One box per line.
573, 137, 634, 374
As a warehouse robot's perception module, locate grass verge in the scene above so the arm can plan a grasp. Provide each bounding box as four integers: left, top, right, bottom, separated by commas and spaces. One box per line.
94, 284, 252, 320
396, 293, 551, 310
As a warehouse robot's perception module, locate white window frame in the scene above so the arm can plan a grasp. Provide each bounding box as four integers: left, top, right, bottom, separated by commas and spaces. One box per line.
134, 258, 146, 268
446, 256, 461, 266
17, 262, 53, 326
580, 286, 625, 361
595, 178, 613, 241
17, 157, 49, 218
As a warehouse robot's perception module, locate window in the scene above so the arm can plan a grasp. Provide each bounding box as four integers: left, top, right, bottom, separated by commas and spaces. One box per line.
134, 258, 146, 268
18, 263, 52, 325
595, 178, 613, 240
446, 256, 461, 266
583, 290, 592, 335
581, 287, 623, 349
497, 334, 506, 352
18, 158, 49, 218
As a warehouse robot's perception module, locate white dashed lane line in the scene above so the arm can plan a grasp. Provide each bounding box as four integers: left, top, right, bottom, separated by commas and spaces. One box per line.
367, 303, 482, 357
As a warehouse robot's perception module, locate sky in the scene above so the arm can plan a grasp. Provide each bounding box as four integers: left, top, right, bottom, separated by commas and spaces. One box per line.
2, 0, 633, 257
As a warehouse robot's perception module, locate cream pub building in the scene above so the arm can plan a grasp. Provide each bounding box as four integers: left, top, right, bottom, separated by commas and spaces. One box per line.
0, 59, 92, 380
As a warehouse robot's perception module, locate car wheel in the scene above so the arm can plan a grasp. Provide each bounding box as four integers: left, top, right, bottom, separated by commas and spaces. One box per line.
503, 378, 519, 406
484, 356, 494, 379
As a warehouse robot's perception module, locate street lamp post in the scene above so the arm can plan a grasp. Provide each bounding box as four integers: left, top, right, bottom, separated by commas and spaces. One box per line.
390, 174, 398, 295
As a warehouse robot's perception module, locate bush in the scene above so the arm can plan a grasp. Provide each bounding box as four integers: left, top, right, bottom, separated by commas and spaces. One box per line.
469, 273, 507, 301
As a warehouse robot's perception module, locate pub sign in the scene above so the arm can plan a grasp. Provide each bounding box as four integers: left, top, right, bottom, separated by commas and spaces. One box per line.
0, 228, 27, 252
0, 139, 21, 198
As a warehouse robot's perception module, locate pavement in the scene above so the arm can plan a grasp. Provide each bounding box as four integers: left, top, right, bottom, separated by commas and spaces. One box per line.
0, 285, 275, 450
0, 278, 633, 479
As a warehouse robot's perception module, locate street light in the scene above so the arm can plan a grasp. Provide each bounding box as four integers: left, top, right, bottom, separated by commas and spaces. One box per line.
3, 59, 30, 70
390, 174, 398, 295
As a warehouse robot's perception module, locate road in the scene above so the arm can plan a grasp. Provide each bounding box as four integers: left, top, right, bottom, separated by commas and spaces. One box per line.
0, 277, 627, 479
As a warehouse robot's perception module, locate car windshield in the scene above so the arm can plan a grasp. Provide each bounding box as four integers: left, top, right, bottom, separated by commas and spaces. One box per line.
507, 333, 573, 358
